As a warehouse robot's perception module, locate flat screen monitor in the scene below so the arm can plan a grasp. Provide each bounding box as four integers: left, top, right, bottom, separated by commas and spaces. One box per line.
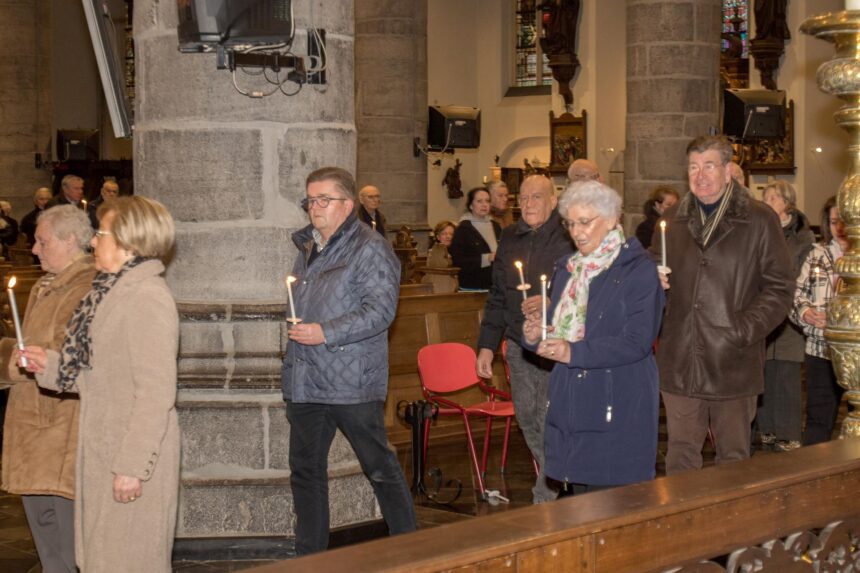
177, 0, 294, 52
723, 89, 786, 140
428, 106, 481, 150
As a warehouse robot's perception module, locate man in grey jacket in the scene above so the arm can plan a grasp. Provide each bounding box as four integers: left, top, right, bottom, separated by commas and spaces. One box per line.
282, 166, 416, 555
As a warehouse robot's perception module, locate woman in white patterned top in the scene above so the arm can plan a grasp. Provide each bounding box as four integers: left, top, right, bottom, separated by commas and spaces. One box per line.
790, 195, 847, 445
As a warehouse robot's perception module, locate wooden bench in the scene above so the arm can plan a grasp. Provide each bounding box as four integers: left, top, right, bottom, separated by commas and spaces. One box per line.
244, 438, 860, 572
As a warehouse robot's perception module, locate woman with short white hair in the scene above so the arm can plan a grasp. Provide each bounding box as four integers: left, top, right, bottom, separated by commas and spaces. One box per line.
523, 179, 664, 494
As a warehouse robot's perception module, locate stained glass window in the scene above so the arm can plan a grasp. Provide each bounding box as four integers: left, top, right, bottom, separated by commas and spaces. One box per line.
514, 0, 552, 88
722, 0, 748, 59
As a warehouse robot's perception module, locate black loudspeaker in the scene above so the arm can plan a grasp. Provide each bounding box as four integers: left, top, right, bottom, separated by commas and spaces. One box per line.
177, 0, 294, 52
427, 105, 481, 150
56, 130, 100, 161
723, 89, 786, 140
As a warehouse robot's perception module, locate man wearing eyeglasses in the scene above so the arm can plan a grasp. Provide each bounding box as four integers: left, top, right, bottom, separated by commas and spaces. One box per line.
475, 174, 573, 503
357, 185, 386, 236
655, 135, 793, 474
282, 167, 416, 555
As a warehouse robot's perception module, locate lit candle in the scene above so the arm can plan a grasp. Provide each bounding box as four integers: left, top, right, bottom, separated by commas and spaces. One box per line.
514, 260, 531, 300
371, 219, 376, 231
849, 0, 860, 11
659, 220, 667, 268
81, 199, 87, 211
6, 277, 26, 367
285, 275, 298, 324
540, 274, 547, 341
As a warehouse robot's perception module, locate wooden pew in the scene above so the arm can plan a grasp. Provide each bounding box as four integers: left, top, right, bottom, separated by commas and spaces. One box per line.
245, 438, 860, 573
385, 291, 509, 446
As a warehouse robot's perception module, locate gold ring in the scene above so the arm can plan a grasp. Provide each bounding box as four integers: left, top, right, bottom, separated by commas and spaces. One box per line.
549, 350, 555, 356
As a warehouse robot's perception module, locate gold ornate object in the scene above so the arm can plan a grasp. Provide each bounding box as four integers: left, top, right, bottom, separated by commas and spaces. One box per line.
801, 10, 860, 438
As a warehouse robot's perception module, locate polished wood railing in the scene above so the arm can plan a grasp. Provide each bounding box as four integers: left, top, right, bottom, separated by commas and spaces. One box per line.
245, 438, 860, 572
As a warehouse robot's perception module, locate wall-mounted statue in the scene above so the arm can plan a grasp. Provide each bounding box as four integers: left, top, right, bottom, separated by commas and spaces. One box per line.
539, 0, 581, 109
750, 0, 790, 90
442, 158, 463, 199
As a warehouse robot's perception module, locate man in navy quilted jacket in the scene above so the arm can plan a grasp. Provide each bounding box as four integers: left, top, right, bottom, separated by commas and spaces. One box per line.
282, 166, 416, 555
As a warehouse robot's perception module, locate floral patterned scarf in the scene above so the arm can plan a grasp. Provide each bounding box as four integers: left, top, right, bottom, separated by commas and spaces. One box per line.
552, 227, 625, 342
57, 256, 146, 392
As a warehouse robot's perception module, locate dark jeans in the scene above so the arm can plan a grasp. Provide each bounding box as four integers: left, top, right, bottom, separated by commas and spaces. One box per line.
803, 354, 844, 445
286, 400, 417, 556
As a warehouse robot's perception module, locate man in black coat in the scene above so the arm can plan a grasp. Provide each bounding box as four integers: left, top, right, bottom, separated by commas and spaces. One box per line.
357, 185, 386, 236
475, 174, 574, 503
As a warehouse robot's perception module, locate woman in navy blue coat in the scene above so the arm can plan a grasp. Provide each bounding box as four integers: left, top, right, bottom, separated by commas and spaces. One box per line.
523, 180, 664, 493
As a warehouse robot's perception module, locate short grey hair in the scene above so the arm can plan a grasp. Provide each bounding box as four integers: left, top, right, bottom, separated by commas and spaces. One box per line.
37, 205, 93, 251
558, 180, 622, 220
764, 179, 796, 210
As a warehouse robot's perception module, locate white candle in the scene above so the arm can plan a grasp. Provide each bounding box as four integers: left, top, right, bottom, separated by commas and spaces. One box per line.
514, 260, 528, 300
660, 220, 667, 268
285, 275, 298, 323
848, 0, 860, 11
81, 199, 88, 211
371, 219, 376, 231
813, 265, 821, 307
7, 277, 26, 367
540, 274, 547, 341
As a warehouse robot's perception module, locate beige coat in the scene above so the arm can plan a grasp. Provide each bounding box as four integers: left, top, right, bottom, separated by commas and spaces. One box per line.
37, 260, 180, 573
0, 255, 96, 497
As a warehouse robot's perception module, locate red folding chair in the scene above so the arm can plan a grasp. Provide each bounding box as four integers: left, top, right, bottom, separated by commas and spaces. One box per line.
417, 342, 515, 499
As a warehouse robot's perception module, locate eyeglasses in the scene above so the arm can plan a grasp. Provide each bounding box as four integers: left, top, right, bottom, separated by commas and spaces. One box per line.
301, 196, 349, 211
94, 230, 113, 239
561, 215, 600, 230
688, 163, 720, 175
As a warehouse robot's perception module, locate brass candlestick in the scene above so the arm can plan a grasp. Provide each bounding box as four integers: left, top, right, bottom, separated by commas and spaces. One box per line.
802, 10, 860, 438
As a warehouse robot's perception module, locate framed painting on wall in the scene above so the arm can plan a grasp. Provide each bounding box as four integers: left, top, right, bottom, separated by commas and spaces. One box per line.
549, 110, 587, 175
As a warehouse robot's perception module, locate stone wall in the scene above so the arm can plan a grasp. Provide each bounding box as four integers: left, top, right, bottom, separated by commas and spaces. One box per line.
355, 0, 428, 228
625, 0, 722, 209
0, 0, 52, 216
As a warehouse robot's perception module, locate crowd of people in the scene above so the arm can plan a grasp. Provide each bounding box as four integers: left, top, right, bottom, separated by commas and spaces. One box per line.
0, 134, 851, 570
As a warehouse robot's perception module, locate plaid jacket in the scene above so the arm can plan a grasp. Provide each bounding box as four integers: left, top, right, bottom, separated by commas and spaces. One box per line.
790, 240, 842, 358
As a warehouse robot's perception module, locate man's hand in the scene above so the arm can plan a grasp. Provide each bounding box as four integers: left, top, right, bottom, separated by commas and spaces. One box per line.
476, 348, 495, 379
288, 322, 326, 346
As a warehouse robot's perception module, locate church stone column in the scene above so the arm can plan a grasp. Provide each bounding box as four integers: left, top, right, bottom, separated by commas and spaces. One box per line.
355, 0, 428, 229
625, 0, 722, 211
0, 0, 51, 216
134, 1, 378, 546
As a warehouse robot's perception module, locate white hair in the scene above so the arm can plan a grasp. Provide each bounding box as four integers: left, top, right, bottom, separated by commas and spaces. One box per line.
558, 179, 622, 220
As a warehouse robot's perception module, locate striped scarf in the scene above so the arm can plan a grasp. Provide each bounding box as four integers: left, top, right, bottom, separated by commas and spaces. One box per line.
697, 184, 733, 247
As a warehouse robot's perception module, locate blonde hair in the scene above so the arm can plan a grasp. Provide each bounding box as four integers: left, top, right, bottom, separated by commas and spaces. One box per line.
97, 196, 175, 260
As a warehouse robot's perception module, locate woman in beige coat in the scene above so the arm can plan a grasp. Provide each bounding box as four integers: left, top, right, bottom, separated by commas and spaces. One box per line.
22, 196, 180, 573
0, 205, 95, 572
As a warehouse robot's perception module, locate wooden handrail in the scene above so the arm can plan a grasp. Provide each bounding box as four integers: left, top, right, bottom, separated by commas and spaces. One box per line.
244, 438, 860, 572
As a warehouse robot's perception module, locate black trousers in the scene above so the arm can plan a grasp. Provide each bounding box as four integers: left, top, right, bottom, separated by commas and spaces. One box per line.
286, 400, 417, 556
803, 354, 844, 445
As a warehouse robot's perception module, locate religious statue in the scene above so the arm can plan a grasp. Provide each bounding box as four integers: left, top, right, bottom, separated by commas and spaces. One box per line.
754, 0, 790, 43
442, 158, 463, 199
538, 0, 581, 109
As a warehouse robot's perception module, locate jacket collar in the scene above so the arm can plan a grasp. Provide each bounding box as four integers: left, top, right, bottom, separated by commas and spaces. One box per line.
292, 212, 360, 254
47, 255, 96, 291
676, 179, 751, 221
514, 209, 563, 236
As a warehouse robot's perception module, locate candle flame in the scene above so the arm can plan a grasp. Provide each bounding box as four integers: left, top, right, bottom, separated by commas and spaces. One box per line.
514, 261, 522, 269
540, 274, 547, 281
7, 276, 15, 289
285, 276, 297, 285
660, 220, 666, 230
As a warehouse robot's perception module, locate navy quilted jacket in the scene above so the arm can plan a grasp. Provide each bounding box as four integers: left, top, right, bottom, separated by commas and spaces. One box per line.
281, 213, 401, 404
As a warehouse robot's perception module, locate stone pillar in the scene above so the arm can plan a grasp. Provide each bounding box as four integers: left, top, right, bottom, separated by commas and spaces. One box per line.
355, 0, 428, 229
0, 0, 51, 216
133, 1, 377, 546
625, 0, 722, 211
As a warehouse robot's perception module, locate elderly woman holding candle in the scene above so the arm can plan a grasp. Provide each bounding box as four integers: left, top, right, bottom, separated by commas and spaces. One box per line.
0, 205, 95, 573
20, 196, 180, 573
791, 195, 848, 446
522, 179, 664, 494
